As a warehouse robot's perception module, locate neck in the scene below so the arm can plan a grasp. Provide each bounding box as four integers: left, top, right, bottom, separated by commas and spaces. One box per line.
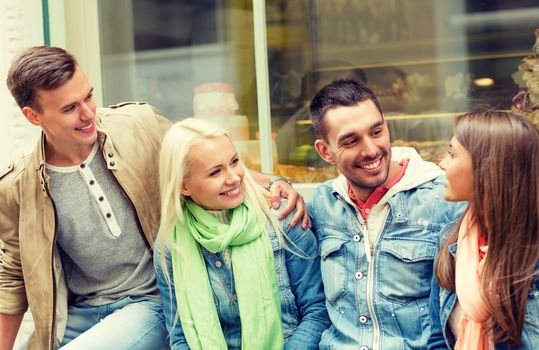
44, 141, 96, 166
349, 161, 402, 201
207, 209, 230, 224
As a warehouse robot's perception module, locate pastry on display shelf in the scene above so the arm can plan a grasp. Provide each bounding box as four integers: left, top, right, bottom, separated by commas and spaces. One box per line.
193, 82, 249, 141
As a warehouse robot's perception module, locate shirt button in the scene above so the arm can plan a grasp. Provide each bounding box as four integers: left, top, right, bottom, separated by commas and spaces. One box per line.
109, 161, 115, 167
215, 261, 222, 268
89, 180, 95, 185
365, 208, 370, 213
99, 196, 104, 201
359, 315, 368, 323
108, 153, 113, 158
80, 163, 86, 168
353, 234, 361, 242
355, 271, 363, 279
106, 213, 112, 218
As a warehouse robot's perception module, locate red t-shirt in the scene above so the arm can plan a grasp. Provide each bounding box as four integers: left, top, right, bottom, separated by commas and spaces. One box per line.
348, 160, 409, 220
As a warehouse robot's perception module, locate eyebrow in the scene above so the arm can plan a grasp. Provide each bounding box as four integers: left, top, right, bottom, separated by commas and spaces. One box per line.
59, 87, 94, 112
205, 152, 239, 174
336, 121, 385, 144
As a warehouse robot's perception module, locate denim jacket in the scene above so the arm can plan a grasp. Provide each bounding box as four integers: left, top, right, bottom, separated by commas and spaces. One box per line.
308, 147, 465, 350
428, 221, 539, 350
154, 205, 330, 349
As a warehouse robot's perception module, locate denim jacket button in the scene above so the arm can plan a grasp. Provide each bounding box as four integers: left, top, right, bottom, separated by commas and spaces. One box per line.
353, 234, 361, 242
359, 315, 368, 323
215, 260, 222, 268
355, 271, 363, 280
360, 346, 369, 350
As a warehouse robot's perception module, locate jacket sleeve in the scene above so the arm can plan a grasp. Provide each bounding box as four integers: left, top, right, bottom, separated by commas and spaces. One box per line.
0, 166, 28, 315
153, 243, 190, 350
427, 265, 449, 350
427, 227, 452, 350
282, 216, 330, 350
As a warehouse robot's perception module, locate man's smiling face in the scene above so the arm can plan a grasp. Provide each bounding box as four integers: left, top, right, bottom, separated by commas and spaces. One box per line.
314, 99, 392, 200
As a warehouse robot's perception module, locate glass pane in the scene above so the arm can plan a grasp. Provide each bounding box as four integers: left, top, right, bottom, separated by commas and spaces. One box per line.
98, 0, 265, 171
268, 0, 538, 183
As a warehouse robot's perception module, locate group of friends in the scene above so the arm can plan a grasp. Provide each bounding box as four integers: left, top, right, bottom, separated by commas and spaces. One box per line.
0, 46, 537, 350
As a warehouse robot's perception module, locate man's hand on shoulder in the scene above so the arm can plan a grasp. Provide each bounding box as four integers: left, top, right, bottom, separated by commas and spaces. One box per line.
267, 176, 310, 229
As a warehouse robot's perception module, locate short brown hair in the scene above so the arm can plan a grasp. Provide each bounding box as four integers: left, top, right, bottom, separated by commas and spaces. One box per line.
6, 46, 77, 111
309, 79, 383, 140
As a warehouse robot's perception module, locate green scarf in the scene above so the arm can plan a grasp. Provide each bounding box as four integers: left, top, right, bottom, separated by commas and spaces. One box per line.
171, 200, 283, 350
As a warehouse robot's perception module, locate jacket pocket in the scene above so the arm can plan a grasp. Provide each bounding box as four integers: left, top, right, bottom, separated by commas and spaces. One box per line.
319, 236, 349, 305
378, 238, 436, 304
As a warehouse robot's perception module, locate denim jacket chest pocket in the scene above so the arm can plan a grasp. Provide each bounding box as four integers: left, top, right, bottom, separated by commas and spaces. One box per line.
378, 238, 437, 304
319, 232, 350, 305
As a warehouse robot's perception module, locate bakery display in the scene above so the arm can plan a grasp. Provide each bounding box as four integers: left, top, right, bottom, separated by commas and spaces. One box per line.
193, 82, 249, 141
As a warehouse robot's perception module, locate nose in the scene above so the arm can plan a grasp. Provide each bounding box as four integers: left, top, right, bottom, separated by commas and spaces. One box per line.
439, 156, 448, 170
79, 102, 94, 121
360, 137, 378, 159
224, 167, 241, 185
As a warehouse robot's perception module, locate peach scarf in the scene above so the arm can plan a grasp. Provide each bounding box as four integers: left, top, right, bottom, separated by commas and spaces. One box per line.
454, 209, 494, 350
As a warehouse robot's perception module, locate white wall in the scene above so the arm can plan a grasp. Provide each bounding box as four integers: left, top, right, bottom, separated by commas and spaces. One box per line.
0, 0, 44, 168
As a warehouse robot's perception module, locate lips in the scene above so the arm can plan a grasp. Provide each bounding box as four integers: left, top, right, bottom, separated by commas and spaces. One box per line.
75, 123, 94, 133
356, 157, 383, 173
360, 159, 380, 170
221, 187, 240, 197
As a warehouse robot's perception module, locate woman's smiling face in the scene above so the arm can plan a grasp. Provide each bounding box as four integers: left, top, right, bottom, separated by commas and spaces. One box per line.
181, 135, 245, 210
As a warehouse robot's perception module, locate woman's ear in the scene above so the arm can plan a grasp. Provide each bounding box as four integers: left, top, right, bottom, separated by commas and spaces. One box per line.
180, 183, 191, 196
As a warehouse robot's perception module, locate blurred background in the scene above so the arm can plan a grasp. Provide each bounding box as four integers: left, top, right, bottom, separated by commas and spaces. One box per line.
1, 0, 538, 196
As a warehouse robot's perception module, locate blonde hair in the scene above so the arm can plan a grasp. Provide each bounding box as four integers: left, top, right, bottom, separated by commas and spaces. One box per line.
157, 118, 312, 329
157, 117, 305, 285
157, 117, 280, 245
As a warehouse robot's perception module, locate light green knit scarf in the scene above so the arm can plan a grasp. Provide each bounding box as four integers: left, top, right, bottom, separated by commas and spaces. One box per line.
171, 199, 283, 349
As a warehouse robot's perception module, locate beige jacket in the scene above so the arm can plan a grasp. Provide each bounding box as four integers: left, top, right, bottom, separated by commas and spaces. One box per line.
0, 102, 171, 349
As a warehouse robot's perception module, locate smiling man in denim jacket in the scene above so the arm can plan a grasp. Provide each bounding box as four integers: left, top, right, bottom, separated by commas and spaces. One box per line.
307, 79, 465, 350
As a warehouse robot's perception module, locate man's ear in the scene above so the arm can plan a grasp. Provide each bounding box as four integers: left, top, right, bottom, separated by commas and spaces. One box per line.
21, 107, 42, 126
314, 139, 335, 164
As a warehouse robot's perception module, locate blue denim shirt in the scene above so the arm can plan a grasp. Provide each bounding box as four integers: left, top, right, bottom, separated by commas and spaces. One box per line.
154, 207, 329, 350
428, 222, 539, 350
308, 148, 465, 350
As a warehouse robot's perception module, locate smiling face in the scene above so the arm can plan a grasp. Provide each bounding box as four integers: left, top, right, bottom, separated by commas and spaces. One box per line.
181, 135, 245, 210
314, 99, 392, 200
439, 136, 474, 202
22, 66, 97, 165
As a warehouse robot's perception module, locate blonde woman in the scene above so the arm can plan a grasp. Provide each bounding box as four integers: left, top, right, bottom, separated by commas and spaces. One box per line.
429, 109, 539, 349
154, 118, 329, 349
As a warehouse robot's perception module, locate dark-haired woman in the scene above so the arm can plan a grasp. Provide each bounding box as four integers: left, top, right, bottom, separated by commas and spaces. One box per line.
428, 109, 539, 349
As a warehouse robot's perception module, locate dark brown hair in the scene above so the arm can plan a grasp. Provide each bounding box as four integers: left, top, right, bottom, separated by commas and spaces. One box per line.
436, 108, 539, 345
6, 46, 77, 112
309, 79, 382, 140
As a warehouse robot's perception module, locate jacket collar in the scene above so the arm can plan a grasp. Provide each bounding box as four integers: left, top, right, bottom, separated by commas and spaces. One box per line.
330, 147, 445, 224
331, 147, 443, 202
31, 111, 112, 176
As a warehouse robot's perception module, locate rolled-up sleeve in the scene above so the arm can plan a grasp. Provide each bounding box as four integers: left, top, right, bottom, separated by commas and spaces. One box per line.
0, 176, 28, 315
